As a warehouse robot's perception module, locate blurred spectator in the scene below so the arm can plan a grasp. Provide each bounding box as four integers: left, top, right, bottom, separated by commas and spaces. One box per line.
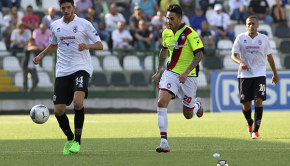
199, 0, 209, 16
21, 5, 40, 31
105, 3, 126, 32
209, 4, 235, 42
130, 6, 148, 45
248, 0, 273, 25
229, 0, 248, 23
272, 0, 287, 24
21, 38, 41, 92
87, 7, 110, 43
74, 0, 93, 19
0, 0, 12, 12
11, 0, 21, 9
32, 23, 50, 48
151, 10, 166, 35
0, 11, 4, 39
136, 0, 159, 20
182, 12, 190, 25
42, 8, 60, 29
197, 21, 216, 56
157, 22, 167, 48
190, 8, 207, 31
2, 7, 22, 50
135, 19, 155, 51
181, 0, 194, 9
10, 22, 31, 56
181, 0, 195, 18
160, 0, 180, 14
112, 21, 133, 49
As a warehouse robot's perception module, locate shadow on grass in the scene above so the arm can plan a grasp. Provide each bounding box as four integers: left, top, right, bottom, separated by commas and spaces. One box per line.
0, 137, 289, 166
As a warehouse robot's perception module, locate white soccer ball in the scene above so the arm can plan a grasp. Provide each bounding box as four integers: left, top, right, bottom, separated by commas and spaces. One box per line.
30, 104, 50, 124
213, 153, 220, 158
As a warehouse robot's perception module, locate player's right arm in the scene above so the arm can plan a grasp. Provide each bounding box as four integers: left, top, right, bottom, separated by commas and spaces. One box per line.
152, 47, 168, 82
232, 53, 249, 71
33, 44, 58, 64
231, 35, 249, 71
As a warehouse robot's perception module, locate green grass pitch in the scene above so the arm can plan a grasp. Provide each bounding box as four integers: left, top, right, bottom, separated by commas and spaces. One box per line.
0, 112, 289, 166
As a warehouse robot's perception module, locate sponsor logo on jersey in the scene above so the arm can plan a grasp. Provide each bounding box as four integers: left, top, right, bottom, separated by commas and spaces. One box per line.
60, 36, 76, 40
168, 41, 187, 49
194, 36, 199, 39
57, 28, 60, 32
243, 40, 247, 43
53, 95, 57, 102
258, 40, 262, 45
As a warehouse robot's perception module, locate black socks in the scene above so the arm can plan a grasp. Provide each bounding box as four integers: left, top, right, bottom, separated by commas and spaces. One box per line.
56, 113, 74, 140
74, 108, 85, 144
243, 109, 253, 126
253, 107, 263, 132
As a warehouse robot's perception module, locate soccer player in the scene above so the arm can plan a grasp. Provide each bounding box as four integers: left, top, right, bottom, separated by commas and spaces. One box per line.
232, 15, 279, 139
33, 0, 103, 154
152, 4, 204, 153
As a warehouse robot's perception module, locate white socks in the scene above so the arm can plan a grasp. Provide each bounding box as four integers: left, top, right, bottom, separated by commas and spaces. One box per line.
157, 107, 168, 133
192, 101, 201, 116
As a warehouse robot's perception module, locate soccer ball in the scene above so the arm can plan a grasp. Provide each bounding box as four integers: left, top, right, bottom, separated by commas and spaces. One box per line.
30, 104, 50, 124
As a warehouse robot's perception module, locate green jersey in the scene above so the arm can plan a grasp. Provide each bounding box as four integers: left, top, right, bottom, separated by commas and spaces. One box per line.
162, 23, 204, 76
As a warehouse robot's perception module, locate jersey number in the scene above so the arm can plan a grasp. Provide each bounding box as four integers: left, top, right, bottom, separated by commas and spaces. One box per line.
183, 95, 192, 103
259, 84, 265, 92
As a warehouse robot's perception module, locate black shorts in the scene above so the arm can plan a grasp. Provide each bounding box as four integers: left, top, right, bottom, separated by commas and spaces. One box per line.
239, 76, 266, 103
53, 70, 90, 105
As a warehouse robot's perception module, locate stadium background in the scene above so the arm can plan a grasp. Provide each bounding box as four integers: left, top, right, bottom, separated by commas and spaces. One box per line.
0, 0, 289, 113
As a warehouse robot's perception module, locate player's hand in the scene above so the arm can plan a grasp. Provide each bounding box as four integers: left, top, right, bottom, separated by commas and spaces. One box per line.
240, 62, 249, 71
78, 43, 88, 51
33, 56, 40, 64
272, 74, 279, 84
178, 73, 188, 84
152, 72, 160, 82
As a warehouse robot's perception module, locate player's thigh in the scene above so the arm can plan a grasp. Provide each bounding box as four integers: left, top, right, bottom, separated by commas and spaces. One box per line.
158, 70, 179, 107
158, 70, 179, 94
239, 78, 254, 103
73, 70, 90, 108
158, 90, 174, 108
253, 76, 266, 101
53, 75, 74, 106
178, 77, 198, 108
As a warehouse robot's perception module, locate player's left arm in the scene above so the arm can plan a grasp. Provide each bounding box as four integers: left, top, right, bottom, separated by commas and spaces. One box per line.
266, 54, 279, 84
178, 30, 204, 83
78, 42, 103, 51
79, 21, 104, 51
178, 51, 203, 83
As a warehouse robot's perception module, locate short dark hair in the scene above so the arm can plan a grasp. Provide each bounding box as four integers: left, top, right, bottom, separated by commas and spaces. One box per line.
167, 4, 183, 17
247, 15, 259, 22
59, 0, 74, 6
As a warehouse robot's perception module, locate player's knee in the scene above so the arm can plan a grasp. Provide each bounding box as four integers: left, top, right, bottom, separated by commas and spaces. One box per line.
54, 104, 65, 116
54, 108, 65, 117
73, 100, 83, 110
254, 98, 263, 107
157, 99, 167, 108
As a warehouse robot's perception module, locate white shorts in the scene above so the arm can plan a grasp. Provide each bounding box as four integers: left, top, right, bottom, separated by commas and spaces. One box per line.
158, 70, 198, 108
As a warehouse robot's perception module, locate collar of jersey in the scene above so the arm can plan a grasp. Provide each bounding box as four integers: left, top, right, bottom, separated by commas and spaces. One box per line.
178, 23, 186, 31
61, 14, 77, 23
